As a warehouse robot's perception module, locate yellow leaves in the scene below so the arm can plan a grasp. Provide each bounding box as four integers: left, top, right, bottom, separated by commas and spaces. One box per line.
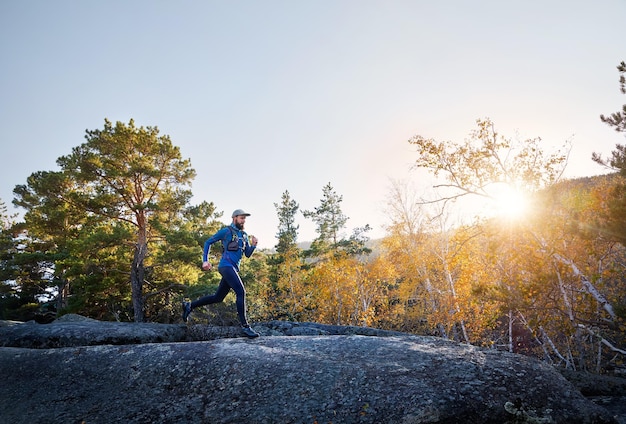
283, 254, 396, 327
408, 135, 450, 177
408, 118, 570, 208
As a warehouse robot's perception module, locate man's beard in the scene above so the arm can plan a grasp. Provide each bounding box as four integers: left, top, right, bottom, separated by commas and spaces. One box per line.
235, 222, 244, 230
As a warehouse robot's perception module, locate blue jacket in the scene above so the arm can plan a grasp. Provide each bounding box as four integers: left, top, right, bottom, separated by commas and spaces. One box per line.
203, 224, 256, 270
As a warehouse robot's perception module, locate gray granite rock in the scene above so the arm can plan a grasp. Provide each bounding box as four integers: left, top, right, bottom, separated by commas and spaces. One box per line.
0, 331, 617, 423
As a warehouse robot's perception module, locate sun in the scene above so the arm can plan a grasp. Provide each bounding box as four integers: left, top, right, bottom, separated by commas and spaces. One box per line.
490, 183, 530, 220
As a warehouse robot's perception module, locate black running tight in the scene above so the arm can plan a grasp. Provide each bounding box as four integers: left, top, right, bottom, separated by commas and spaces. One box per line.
190, 266, 248, 327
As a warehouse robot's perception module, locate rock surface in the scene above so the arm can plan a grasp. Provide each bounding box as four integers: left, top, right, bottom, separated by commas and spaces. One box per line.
0, 316, 620, 423
0, 314, 187, 348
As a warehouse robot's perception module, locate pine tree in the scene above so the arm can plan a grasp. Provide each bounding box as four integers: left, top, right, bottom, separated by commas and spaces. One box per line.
14, 119, 196, 322
274, 190, 299, 254
592, 61, 626, 245
303, 182, 348, 257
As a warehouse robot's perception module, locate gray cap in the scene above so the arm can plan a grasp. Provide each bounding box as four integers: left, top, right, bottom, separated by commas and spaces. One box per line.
232, 209, 251, 218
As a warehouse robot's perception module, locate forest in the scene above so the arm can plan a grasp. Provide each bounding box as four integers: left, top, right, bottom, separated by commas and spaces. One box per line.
1, 62, 625, 375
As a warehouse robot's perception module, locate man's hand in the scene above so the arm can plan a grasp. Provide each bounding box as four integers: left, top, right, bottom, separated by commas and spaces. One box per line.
250, 235, 258, 246
202, 261, 212, 271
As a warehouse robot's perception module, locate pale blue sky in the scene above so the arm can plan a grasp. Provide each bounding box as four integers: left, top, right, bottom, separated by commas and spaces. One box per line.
1, 1, 625, 246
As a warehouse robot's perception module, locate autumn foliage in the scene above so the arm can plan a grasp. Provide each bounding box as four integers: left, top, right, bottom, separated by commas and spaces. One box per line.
3, 62, 626, 374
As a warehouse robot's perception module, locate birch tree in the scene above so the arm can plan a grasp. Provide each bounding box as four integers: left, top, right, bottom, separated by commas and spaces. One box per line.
408, 118, 624, 370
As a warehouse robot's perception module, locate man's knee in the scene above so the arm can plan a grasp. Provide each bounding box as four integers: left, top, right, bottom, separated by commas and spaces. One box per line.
212, 292, 228, 303
233, 286, 246, 298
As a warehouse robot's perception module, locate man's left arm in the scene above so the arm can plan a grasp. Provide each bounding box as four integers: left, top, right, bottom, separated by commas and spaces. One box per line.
245, 235, 258, 257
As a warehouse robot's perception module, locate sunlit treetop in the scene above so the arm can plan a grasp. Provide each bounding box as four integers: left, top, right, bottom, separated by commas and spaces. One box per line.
409, 118, 570, 221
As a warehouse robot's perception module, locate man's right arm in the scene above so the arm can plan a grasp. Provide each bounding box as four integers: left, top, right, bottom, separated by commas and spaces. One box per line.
202, 228, 227, 267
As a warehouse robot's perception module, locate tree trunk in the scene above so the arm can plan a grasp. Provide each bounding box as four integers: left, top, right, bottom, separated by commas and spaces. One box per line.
552, 253, 617, 321
444, 266, 469, 343
56, 279, 69, 312
508, 310, 514, 353
517, 312, 552, 361
539, 326, 570, 368
131, 242, 146, 322
423, 276, 448, 339
131, 211, 148, 323
533, 232, 617, 321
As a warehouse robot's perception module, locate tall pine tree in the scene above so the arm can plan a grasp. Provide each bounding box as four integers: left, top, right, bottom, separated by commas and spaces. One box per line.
592, 61, 626, 245
15, 119, 196, 322
274, 190, 299, 254
303, 183, 348, 257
